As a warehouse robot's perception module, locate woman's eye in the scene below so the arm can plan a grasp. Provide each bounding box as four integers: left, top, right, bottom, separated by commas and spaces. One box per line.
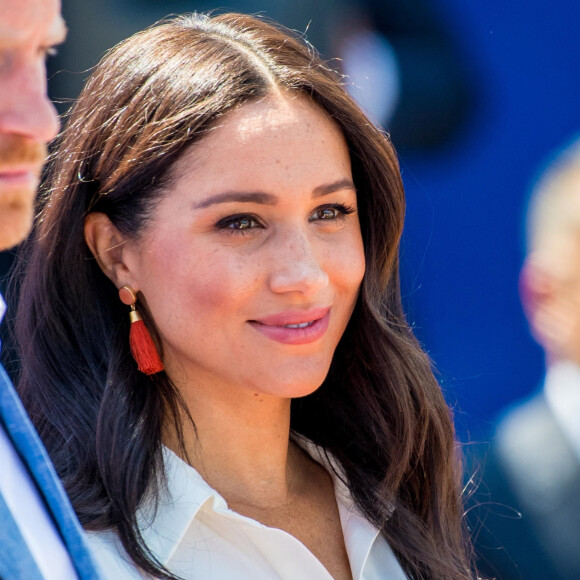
310, 204, 356, 222
316, 207, 339, 220
216, 214, 262, 232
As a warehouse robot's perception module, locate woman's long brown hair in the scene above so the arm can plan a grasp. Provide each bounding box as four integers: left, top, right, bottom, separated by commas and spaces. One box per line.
15, 12, 473, 579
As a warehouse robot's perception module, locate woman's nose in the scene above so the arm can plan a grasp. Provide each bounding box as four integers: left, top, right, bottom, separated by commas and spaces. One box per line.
268, 229, 329, 296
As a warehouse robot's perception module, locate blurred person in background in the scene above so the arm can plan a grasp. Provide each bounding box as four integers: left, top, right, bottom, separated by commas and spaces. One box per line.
14, 12, 476, 580
332, 0, 470, 148
473, 137, 580, 579
0, 0, 100, 577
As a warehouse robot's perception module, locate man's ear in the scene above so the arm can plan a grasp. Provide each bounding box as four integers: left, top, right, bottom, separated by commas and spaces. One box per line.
520, 255, 560, 354
84, 212, 136, 289
520, 256, 547, 323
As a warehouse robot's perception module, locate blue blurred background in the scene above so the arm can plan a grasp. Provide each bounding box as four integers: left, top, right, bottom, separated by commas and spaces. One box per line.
1, 0, 579, 443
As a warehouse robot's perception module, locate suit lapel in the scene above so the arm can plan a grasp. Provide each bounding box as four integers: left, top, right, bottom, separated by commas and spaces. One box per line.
0, 364, 100, 579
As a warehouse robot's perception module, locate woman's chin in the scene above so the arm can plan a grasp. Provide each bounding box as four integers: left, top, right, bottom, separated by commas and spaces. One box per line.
263, 374, 328, 400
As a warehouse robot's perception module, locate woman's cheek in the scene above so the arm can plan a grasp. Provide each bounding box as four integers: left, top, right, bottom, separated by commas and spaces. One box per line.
333, 232, 365, 291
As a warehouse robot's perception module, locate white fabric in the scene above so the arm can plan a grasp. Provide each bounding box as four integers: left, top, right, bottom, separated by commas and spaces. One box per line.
544, 360, 580, 462
0, 421, 77, 579
0, 292, 77, 579
87, 442, 408, 579
0, 293, 5, 323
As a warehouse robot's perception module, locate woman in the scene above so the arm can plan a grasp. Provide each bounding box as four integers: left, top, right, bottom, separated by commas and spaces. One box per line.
15, 12, 473, 580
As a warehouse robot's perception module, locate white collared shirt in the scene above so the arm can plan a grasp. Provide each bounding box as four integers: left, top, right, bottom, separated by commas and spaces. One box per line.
87, 442, 408, 579
544, 360, 580, 462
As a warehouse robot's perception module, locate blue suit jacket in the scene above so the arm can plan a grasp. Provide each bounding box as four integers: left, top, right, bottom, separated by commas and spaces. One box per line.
0, 363, 100, 579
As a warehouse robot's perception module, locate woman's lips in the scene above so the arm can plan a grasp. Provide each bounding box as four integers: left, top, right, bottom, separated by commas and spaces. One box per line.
249, 307, 331, 345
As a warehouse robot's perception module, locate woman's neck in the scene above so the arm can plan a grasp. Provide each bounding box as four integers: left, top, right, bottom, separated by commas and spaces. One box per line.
163, 377, 305, 509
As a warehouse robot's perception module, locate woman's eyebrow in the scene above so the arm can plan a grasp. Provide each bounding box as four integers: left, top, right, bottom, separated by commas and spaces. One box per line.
312, 178, 356, 197
193, 191, 277, 209
193, 178, 356, 209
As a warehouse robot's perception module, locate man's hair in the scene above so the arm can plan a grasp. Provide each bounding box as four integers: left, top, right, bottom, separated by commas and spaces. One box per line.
526, 137, 580, 256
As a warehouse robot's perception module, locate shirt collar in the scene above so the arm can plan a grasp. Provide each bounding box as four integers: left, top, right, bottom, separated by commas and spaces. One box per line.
136, 446, 219, 564
138, 439, 384, 575
544, 360, 580, 458
544, 360, 580, 412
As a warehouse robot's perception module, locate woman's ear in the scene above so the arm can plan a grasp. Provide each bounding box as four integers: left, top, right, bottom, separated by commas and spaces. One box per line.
84, 212, 135, 288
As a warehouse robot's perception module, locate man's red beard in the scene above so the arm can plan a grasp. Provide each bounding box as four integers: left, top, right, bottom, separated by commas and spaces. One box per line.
0, 134, 48, 249
0, 134, 47, 170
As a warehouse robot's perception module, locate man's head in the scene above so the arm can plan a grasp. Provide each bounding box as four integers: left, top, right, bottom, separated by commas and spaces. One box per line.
0, 0, 65, 250
520, 138, 580, 366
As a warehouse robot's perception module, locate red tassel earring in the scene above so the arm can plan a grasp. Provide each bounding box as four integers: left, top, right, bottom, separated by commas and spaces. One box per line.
119, 286, 164, 375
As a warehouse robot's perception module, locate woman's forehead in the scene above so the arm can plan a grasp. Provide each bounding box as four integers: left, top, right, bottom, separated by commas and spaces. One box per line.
169, 96, 350, 184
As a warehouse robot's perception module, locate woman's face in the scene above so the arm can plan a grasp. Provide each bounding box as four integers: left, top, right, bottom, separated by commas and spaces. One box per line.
122, 95, 365, 399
